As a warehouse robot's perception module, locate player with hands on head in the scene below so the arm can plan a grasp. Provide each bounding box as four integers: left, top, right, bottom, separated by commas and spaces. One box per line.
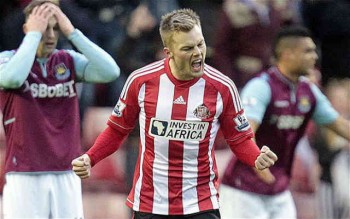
219, 25, 350, 219
0, 0, 120, 218
72, 8, 277, 219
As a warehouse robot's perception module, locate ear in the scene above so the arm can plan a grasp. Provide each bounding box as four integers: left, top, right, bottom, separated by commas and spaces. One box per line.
23, 23, 27, 34
163, 47, 173, 58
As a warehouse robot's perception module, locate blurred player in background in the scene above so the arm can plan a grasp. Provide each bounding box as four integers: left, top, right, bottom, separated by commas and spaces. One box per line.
72, 8, 277, 219
212, 0, 297, 90
219, 26, 350, 219
0, 0, 120, 218
313, 78, 350, 219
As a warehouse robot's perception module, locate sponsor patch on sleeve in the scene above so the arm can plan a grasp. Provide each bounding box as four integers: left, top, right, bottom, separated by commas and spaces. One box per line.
112, 99, 126, 117
233, 113, 250, 131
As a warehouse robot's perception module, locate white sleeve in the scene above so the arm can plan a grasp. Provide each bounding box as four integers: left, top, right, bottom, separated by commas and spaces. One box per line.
67, 29, 120, 83
0, 32, 41, 88
311, 83, 339, 125
241, 77, 271, 123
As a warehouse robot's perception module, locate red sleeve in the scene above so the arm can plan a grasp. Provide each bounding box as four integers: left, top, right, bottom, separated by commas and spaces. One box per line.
86, 125, 128, 167
227, 136, 260, 167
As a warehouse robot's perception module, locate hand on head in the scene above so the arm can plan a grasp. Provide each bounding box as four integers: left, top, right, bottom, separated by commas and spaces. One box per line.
46, 3, 75, 36
25, 2, 74, 36
25, 3, 55, 34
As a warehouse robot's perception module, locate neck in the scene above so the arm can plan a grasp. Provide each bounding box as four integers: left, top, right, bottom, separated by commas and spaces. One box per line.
36, 51, 50, 58
276, 63, 299, 83
169, 59, 193, 81
169, 59, 180, 80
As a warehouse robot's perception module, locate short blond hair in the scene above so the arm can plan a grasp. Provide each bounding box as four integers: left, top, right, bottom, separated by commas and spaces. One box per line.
23, 0, 59, 19
159, 8, 201, 47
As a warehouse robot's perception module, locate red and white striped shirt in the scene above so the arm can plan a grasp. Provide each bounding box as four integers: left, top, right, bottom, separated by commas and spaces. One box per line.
107, 58, 254, 215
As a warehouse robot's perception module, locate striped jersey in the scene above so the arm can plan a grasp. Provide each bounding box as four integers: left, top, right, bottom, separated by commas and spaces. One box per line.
108, 58, 254, 215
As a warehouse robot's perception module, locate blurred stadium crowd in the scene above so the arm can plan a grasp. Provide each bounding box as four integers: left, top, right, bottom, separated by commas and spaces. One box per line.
0, 0, 349, 218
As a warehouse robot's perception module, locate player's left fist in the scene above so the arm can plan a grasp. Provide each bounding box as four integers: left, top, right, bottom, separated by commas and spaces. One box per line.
72, 154, 91, 179
255, 146, 278, 170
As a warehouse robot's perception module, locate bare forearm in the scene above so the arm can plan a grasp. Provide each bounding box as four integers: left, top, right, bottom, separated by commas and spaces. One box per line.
326, 116, 350, 141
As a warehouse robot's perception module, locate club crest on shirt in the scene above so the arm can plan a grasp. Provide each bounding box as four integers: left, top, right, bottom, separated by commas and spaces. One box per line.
112, 99, 126, 117
54, 63, 70, 80
193, 104, 210, 119
298, 96, 311, 113
233, 113, 250, 132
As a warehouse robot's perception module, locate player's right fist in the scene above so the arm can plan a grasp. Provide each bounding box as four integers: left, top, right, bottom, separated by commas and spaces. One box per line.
72, 154, 91, 179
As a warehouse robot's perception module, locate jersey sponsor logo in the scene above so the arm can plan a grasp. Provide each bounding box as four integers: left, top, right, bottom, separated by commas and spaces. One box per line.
274, 100, 289, 108
30, 71, 38, 78
149, 118, 209, 141
27, 80, 76, 98
193, 104, 210, 119
112, 99, 126, 117
271, 114, 305, 129
54, 63, 71, 80
233, 113, 250, 131
298, 96, 311, 113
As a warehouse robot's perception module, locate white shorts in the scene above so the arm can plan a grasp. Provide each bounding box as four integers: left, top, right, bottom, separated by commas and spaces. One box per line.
219, 184, 296, 219
2, 171, 84, 219
331, 150, 350, 218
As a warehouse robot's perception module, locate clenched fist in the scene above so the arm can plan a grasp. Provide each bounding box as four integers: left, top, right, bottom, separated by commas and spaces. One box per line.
255, 146, 278, 170
72, 154, 91, 179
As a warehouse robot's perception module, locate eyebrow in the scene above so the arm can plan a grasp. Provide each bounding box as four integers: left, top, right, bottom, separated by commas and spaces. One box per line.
182, 39, 204, 47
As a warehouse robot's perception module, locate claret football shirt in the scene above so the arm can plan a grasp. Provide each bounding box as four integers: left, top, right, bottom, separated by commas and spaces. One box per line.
222, 67, 338, 195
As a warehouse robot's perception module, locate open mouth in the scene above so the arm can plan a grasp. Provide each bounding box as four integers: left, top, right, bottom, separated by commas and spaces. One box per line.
191, 59, 202, 72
